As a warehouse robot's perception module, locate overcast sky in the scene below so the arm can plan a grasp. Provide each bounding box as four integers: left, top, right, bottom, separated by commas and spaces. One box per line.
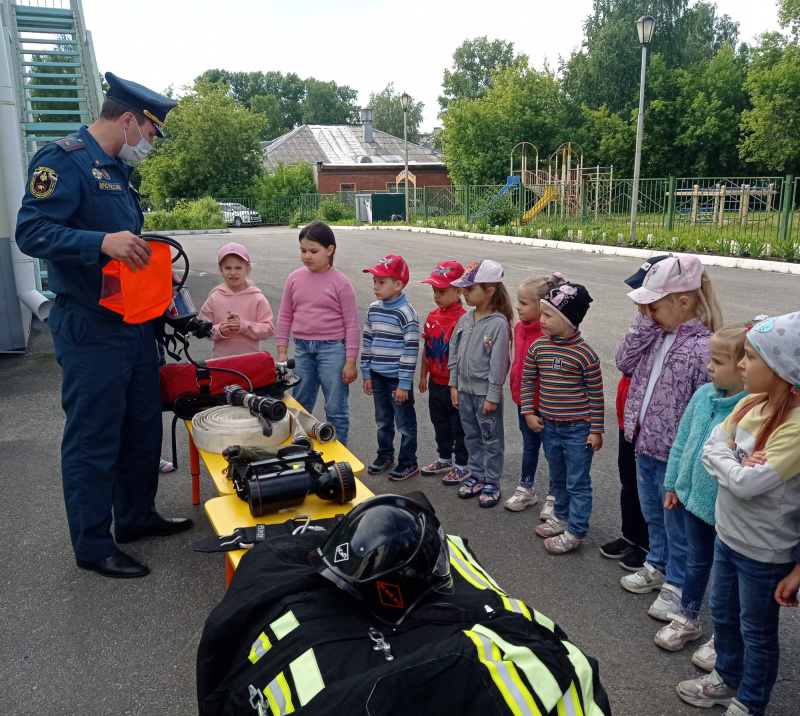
82, 0, 784, 132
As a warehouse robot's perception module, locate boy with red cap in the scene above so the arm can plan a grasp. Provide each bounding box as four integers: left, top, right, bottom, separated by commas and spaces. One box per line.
418, 261, 470, 484
361, 255, 420, 481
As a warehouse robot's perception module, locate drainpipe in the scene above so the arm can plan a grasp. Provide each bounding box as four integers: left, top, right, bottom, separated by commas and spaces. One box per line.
0, 16, 51, 341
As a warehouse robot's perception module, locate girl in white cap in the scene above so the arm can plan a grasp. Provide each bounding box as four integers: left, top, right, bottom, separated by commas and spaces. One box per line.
199, 242, 274, 359
676, 312, 800, 716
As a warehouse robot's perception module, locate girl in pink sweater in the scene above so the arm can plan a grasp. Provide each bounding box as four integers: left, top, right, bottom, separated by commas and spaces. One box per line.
200, 242, 275, 359
276, 222, 360, 445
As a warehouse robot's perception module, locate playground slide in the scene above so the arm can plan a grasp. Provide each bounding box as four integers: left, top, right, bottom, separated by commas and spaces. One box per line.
522, 186, 559, 222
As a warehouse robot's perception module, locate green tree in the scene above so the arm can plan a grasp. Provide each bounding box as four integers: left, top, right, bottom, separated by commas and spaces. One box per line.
139, 81, 266, 206
302, 79, 359, 124
740, 34, 800, 173
252, 161, 316, 199
778, 0, 800, 34
28, 38, 85, 128
440, 59, 576, 184
251, 94, 286, 139
368, 83, 423, 143
438, 36, 516, 112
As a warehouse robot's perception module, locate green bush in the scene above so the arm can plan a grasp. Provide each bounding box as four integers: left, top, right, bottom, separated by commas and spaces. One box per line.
289, 210, 301, 229
484, 200, 517, 227
143, 197, 225, 231
318, 200, 355, 223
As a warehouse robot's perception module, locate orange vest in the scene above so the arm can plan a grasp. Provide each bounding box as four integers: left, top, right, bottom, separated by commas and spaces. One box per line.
99, 241, 173, 323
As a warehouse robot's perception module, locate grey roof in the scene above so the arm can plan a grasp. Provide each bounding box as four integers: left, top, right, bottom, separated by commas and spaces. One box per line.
264, 124, 443, 172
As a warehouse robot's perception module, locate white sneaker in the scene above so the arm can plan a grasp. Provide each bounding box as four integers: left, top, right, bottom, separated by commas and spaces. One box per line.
692, 636, 717, 672
544, 530, 583, 554
535, 517, 569, 538
505, 487, 538, 512
539, 495, 555, 521
620, 562, 665, 594
676, 670, 737, 709
648, 583, 682, 621
655, 614, 703, 651
723, 698, 750, 716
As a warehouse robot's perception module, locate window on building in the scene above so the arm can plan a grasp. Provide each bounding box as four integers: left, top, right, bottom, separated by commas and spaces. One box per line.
340, 183, 356, 192
386, 183, 398, 192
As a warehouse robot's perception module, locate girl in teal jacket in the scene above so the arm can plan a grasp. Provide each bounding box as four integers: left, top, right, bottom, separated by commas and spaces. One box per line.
655, 323, 749, 659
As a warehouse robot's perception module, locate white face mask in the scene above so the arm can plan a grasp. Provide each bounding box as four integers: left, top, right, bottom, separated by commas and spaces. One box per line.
119, 120, 153, 163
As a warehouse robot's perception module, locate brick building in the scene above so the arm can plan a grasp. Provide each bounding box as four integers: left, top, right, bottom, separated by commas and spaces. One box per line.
263, 110, 451, 193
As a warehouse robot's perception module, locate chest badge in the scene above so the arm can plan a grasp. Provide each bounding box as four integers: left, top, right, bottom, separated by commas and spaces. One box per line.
92, 168, 102, 179
30, 167, 58, 199
101, 168, 111, 180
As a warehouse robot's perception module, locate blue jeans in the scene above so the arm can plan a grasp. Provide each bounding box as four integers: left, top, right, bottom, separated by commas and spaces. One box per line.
637, 453, 687, 586
292, 338, 350, 446
680, 509, 716, 621
459, 393, 504, 486
517, 406, 545, 491
371, 372, 417, 465
540, 419, 593, 538
710, 537, 793, 716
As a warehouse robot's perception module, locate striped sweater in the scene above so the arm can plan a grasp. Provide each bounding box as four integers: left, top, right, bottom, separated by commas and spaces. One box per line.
360, 292, 420, 390
520, 332, 604, 433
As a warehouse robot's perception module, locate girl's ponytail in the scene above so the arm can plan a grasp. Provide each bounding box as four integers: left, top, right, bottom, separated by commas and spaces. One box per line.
481, 282, 514, 325
733, 390, 796, 453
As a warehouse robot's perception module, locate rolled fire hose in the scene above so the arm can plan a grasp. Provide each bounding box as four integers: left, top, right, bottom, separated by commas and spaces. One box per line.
289, 414, 313, 449
287, 405, 336, 444
192, 406, 291, 454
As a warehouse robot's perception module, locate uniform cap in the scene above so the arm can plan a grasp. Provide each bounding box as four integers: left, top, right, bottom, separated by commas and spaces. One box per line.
421, 261, 465, 288
363, 255, 409, 284
626, 255, 704, 304
451, 259, 504, 287
105, 72, 177, 137
217, 242, 250, 263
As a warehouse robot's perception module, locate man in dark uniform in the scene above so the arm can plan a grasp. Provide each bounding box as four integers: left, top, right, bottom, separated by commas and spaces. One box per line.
16, 73, 192, 578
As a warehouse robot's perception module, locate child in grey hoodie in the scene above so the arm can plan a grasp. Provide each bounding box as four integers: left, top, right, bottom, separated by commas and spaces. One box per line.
448, 260, 513, 508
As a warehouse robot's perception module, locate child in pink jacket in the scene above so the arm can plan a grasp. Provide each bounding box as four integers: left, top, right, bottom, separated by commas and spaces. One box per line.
199, 242, 274, 358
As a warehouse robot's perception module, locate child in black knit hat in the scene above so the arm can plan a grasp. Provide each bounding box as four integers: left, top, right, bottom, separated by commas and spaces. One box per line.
520, 281, 604, 555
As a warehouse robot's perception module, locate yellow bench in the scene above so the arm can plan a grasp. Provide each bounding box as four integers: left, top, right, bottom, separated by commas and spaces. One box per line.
185, 396, 370, 586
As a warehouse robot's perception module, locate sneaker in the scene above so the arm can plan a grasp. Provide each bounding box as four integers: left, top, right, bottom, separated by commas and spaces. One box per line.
159, 458, 176, 473
648, 584, 682, 621
535, 517, 569, 538
723, 698, 750, 716
420, 459, 453, 477
545, 530, 583, 555
619, 545, 649, 572
388, 463, 420, 481
442, 465, 470, 486
504, 487, 539, 512
620, 562, 665, 594
368, 456, 394, 475
539, 495, 555, 521
655, 614, 703, 651
676, 670, 737, 709
692, 636, 717, 672
599, 536, 635, 559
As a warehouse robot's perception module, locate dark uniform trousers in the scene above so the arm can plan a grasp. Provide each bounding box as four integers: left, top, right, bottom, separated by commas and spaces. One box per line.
50, 297, 161, 560
16, 126, 163, 561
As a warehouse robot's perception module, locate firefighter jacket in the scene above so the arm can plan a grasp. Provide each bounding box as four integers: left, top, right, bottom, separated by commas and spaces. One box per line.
197, 532, 612, 716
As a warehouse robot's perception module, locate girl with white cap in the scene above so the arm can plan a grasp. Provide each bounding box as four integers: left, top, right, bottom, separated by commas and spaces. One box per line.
676, 312, 800, 716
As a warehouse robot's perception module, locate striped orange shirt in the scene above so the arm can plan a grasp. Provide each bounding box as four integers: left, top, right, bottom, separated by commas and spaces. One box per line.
520, 333, 604, 433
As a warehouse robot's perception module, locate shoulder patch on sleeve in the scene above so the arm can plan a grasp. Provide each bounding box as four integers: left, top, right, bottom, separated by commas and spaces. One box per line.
54, 137, 85, 152
29, 167, 59, 199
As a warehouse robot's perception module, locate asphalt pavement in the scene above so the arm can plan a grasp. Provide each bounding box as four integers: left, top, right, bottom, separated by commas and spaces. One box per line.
1, 226, 798, 716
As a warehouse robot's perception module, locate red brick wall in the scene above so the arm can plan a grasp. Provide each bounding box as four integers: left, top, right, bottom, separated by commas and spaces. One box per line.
317, 166, 452, 193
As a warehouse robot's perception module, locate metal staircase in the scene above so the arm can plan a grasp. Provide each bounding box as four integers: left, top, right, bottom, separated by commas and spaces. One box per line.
1, 0, 103, 298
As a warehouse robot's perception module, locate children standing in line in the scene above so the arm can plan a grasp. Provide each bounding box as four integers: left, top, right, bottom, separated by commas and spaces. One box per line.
600, 255, 671, 571
617, 255, 722, 621
447, 260, 512, 507
199, 242, 275, 359
505, 272, 566, 514
361, 255, 420, 481
418, 261, 470, 485
275, 222, 360, 446
676, 312, 800, 716
522, 282, 604, 554
654, 323, 749, 663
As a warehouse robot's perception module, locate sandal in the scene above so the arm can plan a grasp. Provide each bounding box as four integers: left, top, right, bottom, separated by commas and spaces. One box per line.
479, 484, 501, 508
458, 477, 485, 499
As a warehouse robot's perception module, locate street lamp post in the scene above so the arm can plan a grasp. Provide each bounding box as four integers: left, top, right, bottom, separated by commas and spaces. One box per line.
630, 15, 656, 244
400, 92, 410, 222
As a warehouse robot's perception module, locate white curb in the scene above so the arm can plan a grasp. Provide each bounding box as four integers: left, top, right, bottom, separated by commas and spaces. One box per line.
327, 225, 800, 276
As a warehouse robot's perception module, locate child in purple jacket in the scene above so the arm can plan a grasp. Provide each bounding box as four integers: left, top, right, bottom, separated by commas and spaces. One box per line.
615, 256, 723, 623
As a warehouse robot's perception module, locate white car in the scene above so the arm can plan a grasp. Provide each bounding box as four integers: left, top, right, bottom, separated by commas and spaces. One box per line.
219, 202, 261, 227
